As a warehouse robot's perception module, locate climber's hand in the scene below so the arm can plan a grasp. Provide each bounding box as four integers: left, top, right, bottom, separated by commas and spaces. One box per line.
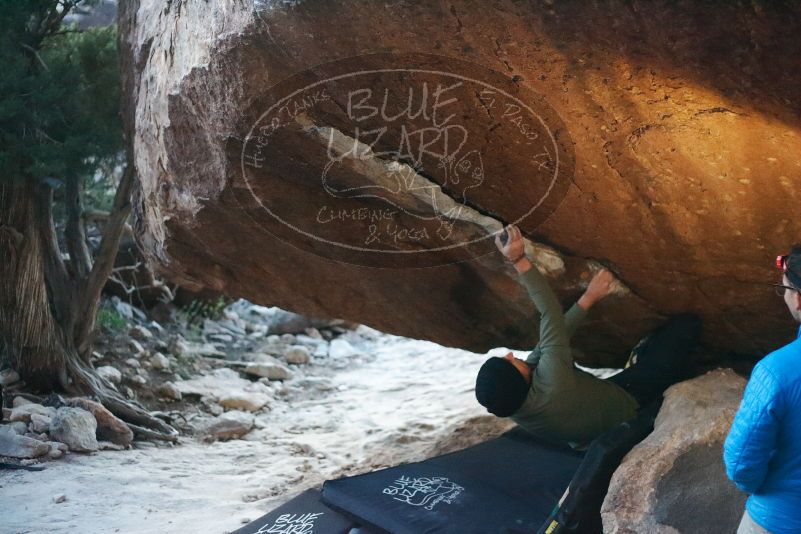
495, 225, 526, 263
578, 269, 617, 310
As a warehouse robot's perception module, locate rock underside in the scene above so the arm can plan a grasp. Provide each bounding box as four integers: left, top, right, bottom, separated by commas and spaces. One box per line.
121, 1, 801, 366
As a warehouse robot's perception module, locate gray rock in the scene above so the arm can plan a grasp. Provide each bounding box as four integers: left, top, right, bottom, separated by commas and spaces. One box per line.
125, 358, 140, 368
285, 345, 311, 365
328, 338, 363, 359
96, 365, 122, 384
150, 352, 170, 370
169, 337, 191, 357
148, 320, 165, 334
29, 413, 52, 433
0, 368, 20, 386
304, 327, 323, 339
157, 382, 182, 400
53, 494, 67, 504
66, 397, 133, 447
203, 410, 254, 441
0, 426, 50, 459
243, 362, 292, 381
9, 403, 56, 423
12, 396, 33, 408
5, 421, 28, 435
49, 407, 99, 453
130, 375, 147, 386
129, 325, 153, 340
601, 369, 748, 534
111, 296, 145, 321
129, 339, 146, 356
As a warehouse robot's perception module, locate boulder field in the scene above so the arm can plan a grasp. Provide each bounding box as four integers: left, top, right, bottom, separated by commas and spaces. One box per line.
119, 1, 801, 366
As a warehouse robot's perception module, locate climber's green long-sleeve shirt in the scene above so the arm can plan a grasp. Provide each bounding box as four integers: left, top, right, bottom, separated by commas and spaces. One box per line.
510, 266, 639, 448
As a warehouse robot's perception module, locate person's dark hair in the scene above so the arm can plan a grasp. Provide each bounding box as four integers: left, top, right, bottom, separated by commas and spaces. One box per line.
475, 357, 529, 417
787, 244, 801, 288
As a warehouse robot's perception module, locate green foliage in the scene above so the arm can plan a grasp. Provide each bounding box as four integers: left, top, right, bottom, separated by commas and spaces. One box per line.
0, 1, 122, 187
180, 297, 232, 327
96, 306, 127, 332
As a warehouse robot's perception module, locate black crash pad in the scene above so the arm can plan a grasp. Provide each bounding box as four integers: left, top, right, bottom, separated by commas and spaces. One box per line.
321, 428, 584, 534
232, 489, 358, 534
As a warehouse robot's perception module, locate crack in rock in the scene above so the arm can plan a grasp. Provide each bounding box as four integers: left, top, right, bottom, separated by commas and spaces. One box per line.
296, 114, 631, 297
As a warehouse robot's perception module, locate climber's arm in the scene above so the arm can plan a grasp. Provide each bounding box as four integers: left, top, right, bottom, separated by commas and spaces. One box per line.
524, 269, 616, 365
496, 225, 573, 384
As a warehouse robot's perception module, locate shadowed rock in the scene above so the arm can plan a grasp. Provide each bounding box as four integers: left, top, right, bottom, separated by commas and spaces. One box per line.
601, 369, 747, 533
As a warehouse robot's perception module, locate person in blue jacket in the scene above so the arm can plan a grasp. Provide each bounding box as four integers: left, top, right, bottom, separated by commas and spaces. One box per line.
724, 246, 801, 534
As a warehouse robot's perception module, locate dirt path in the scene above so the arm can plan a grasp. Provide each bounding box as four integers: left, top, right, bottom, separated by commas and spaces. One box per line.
2, 334, 515, 534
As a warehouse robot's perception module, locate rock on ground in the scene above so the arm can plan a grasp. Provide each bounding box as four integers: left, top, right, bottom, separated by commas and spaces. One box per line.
202, 411, 254, 442
9, 403, 56, 423
96, 365, 122, 384
601, 369, 748, 534
66, 398, 134, 447
0, 426, 50, 459
328, 339, 363, 360
29, 413, 51, 434
150, 352, 170, 370
120, 1, 801, 367
129, 325, 153, 340
157, 382, 182, 400
284, 345, 311, 365
243, 362, 292, 381
49, 407, 99, 453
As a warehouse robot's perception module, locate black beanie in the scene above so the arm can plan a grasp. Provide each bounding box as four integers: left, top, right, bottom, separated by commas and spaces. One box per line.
475, 357, 529, 417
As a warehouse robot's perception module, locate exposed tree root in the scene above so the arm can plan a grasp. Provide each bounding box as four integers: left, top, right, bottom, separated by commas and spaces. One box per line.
64, 358, 179, 442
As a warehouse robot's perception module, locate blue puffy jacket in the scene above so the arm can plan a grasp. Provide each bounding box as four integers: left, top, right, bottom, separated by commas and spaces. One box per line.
724, 326, 801, 534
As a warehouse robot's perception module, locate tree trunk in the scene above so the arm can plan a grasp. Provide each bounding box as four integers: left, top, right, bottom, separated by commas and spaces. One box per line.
0, 180, 73, 389
0, 179, 176, 440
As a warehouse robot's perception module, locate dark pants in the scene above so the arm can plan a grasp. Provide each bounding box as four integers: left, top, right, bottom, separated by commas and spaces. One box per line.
607, 314, 702, 408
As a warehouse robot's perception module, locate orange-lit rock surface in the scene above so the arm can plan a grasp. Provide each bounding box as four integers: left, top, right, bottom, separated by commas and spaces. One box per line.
120, 1, 801, 365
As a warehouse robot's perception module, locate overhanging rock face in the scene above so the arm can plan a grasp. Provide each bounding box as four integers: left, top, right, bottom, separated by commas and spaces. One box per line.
120, 1, 801, 366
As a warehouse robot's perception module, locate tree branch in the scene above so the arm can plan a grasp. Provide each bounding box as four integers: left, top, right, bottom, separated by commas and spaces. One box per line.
36, 182, 70, 289
75, 164, 134, 353
20, 44, 49, 72
83, 209, 133, 236
65, 175, 92, 279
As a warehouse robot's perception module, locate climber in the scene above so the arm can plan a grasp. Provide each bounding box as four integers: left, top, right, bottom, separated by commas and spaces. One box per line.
474, 225, 701, 449
723, 247, 801, 534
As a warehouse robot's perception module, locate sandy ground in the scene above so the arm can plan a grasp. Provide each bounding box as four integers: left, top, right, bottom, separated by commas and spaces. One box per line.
2, 332, 523, 534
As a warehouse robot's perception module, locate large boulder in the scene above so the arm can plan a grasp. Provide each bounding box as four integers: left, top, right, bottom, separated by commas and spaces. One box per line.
119, 1, 801, 366
601, 369, 747, 533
